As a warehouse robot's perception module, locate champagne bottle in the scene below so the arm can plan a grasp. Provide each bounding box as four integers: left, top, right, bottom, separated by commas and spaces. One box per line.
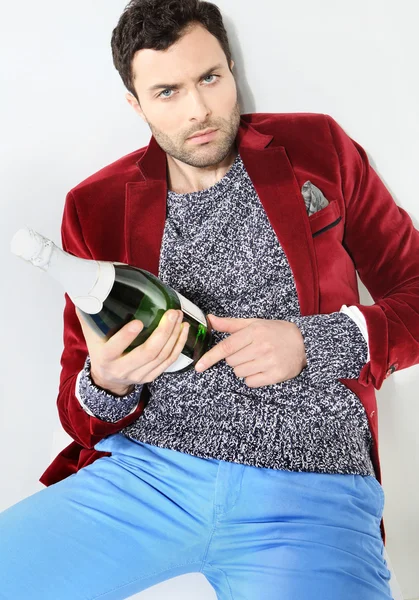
10, 226, 213, 373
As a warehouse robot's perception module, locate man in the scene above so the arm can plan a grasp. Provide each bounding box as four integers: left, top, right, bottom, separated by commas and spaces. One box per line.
1, 0, 417, 598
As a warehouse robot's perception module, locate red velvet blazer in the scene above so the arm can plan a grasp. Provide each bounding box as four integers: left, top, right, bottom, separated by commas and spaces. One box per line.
39, 112, 419, 546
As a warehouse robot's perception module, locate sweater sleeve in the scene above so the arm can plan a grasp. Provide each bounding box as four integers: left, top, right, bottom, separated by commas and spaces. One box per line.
75, 355, 144, 423
288, 310, 369, 385
339, 304, 370, 362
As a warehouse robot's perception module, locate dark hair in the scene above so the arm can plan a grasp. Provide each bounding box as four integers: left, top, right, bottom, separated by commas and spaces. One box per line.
111, 0, 233, 103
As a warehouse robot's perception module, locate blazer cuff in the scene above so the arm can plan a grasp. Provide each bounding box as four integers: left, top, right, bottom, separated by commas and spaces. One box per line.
288, 312, 369, 385
75, 355, 143, 423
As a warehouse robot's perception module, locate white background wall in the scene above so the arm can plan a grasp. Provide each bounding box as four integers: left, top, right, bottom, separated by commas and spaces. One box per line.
1, 1, 418, 599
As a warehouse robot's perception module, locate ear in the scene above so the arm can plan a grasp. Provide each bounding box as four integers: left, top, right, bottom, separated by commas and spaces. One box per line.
230, 59, 235, 70
125, 92, 146, 122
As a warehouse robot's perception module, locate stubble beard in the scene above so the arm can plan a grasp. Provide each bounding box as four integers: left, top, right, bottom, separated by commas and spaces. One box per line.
147, 100, 242, 168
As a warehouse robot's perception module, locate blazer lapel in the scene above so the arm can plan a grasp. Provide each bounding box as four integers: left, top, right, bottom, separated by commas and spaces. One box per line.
239, 144, 319, 317
125, 118, 319, 318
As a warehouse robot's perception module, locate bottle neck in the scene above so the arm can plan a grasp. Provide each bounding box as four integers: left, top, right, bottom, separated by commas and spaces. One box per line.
11, 227, 119, 314
45, 245, 115, 314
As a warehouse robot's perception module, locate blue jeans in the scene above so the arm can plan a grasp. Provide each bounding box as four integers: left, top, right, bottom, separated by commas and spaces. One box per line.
0, 432, 393, 599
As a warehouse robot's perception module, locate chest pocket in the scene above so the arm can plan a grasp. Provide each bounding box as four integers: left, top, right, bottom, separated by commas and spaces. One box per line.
308, 199, 342, 237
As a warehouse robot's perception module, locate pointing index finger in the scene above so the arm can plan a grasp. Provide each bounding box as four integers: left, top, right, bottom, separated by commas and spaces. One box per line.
195, 329, 251, 372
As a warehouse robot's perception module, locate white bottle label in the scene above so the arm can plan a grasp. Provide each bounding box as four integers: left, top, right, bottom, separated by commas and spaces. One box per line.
164, 352, 194, 372
163, 290, 207, 373
174, 290, 207, 326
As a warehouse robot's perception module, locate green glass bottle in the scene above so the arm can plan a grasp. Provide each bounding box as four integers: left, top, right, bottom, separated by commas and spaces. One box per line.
11, 227, 213, 373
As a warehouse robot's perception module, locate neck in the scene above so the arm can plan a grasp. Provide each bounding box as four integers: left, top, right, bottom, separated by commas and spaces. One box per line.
166, 145, 238, 194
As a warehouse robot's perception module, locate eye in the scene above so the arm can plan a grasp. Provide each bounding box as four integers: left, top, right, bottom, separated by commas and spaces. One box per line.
159, 89, 174, 99
203, 74, 218, 84
157, 74, 219, 100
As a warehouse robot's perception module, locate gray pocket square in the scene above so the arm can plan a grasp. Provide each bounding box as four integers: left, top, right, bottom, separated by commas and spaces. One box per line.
301, 181, 330, 217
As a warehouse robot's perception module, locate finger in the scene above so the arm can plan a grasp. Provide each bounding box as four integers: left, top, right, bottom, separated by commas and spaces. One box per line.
233, 358, 267, 379
224, 345, 258, 368
243, 372, 275, 388
207, 314, 259, 333
119, 309, 181, 370
140, 309, 182, 358
195, 329, 253, 372
137, 321, 190, 382
139, 313, 185, 368
102, 318, 145, 361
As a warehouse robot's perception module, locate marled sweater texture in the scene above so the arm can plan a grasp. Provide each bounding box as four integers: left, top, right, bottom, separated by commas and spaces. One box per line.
78, 153, 375, 477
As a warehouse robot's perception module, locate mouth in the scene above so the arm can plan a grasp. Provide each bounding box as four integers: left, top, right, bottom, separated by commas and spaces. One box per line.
187, 128, 219, 144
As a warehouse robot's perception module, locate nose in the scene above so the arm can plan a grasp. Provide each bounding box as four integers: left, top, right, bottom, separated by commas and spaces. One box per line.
187, 88, 211, 123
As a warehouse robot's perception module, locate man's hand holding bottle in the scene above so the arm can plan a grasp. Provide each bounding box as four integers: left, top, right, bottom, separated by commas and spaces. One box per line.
76, 309, 189, 396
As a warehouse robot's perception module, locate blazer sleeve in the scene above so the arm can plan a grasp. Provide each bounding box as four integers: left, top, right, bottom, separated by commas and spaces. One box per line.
56, 190, 147, 448
325, 114, 419, 390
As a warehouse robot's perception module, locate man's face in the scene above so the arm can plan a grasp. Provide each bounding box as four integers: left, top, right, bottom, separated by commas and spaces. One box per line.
127, 23, 241, 168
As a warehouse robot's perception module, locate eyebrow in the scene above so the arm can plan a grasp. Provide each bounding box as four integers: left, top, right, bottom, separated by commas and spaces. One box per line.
147, 63, 225, 93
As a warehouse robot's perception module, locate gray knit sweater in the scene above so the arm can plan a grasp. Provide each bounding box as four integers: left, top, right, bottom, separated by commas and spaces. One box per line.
76, 153, 375, 477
